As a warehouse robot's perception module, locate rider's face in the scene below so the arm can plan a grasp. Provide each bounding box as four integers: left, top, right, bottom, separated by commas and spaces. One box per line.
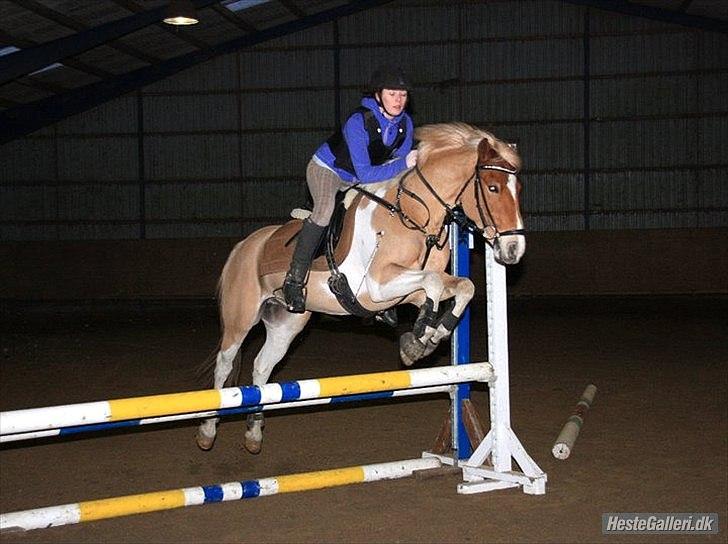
377, 89, 408, 118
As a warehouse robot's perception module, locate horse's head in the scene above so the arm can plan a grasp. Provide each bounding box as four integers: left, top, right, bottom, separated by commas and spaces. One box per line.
459, 137, 526, 265
415, 123, 526, 265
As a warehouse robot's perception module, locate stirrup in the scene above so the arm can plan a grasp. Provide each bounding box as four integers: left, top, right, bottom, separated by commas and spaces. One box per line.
375, 307, 398, 328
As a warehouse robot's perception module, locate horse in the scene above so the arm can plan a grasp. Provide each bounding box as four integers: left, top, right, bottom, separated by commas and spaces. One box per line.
195, 122, 526, 454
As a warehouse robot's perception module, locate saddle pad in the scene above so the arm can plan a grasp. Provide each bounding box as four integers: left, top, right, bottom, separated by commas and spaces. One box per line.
258, 193, 363, 277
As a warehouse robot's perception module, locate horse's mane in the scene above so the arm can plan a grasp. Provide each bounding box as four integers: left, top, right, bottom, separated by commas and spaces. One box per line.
416, 122, 521, 170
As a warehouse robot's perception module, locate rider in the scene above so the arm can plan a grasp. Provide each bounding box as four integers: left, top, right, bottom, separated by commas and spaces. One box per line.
282, 65, 418, 313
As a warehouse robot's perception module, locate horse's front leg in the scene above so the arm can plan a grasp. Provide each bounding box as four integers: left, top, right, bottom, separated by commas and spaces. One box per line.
367, 267, 474, 365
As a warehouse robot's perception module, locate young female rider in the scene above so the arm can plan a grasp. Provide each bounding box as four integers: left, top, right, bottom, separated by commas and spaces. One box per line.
282, 66, 418, 313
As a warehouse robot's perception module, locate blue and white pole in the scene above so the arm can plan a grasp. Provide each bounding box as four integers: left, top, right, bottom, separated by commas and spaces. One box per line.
449, 223, 472, 459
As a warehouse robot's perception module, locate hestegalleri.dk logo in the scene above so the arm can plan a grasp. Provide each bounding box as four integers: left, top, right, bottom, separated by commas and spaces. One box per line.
602, 513, 719, 534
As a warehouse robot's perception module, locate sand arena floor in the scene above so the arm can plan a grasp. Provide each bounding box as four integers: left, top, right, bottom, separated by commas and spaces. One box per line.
1, 296, 726, 543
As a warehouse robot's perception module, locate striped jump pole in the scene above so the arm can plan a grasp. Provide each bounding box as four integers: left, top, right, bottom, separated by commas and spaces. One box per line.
0, 363, 493, 437
0, 457, 442, 532
1, 385, 452, 444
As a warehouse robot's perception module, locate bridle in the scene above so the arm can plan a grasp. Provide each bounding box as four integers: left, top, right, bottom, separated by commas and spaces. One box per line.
352, 160, 526, 257
470, 163, 527, 240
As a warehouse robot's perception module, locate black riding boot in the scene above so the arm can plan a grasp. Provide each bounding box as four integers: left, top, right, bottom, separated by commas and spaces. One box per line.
283, 220, 326, 313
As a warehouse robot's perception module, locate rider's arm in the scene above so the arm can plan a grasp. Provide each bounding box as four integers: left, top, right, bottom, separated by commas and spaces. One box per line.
343, 114, 410, 184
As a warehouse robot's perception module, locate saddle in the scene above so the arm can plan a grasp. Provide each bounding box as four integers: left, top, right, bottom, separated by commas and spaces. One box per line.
259, 189, 394, 321
258, 191, 362, 277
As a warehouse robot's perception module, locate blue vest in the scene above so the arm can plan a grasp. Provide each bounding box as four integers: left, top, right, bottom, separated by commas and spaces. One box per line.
326, 106, 407, 177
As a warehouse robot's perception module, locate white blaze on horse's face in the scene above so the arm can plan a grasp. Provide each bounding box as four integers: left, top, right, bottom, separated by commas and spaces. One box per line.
493, 173, 526, 265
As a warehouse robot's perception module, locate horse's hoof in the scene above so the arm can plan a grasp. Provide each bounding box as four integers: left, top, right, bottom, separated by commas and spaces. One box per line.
399, 332, 425, 366
195, 431, 215, 451
243, 437, 262, 455
400, 352, 415, 366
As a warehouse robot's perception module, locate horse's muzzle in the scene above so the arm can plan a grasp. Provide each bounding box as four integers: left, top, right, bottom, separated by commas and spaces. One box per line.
494, 234, 526, 265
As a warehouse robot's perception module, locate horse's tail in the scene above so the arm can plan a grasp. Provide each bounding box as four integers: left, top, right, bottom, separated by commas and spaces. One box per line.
194, 343, 241, 388
197, 228, 275, 387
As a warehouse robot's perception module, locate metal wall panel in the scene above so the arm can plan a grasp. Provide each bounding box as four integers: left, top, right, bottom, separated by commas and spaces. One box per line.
590, 33, 697, 74
590, 209, 698, 229
507, 122, 584, 171
700, 33, 728, 69
0, 186, 57, 221
591, 75, 697, 117
239, 90, 334, 129
460, 0, 584, 37
339, 4, 459, 43
337, 47, 417, 88
525, 213, 585, 232
145, 222, 241, 239
239, 49, 333, 87
462, 81, 583, 123
144, 55, 239, 93
146, 182, 240, 220
260, 22, 333, 48
590, 170, 696, 211
240, 179, 310, 217
57, 184, 138, 220
700, 73, 728, 113
699, 168, 728, 210
56, 96, 138, 134
0, 139, 56, 181
522, 172, 584, 213
0, 225, 59, 241
590, 119, 698, 169
408, 88, 462, 125
698, 166, 727, 227
466, 39, 583, 80
144, 134, 239, 180
2, 0, 725, 241
698, 118, 727, 164
239, 131, 326, 178
143, 94, 239, 132
57, 136, 138, 181
589, 6, 676, 33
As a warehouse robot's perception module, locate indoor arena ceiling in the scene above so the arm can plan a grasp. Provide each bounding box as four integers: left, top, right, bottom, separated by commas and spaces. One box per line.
0, 0, 726, 143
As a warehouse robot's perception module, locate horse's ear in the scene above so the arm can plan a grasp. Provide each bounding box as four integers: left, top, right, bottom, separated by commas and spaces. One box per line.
477, 138, 498, 163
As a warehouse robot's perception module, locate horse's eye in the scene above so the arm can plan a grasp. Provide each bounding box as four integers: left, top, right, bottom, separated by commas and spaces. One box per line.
488, 185, 499, 193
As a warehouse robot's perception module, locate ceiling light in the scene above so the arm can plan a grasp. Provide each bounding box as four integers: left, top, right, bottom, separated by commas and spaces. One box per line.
163, 0, 199, 25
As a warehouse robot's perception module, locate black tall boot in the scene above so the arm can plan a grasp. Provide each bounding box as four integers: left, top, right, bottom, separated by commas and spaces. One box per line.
283, 220, 326, 313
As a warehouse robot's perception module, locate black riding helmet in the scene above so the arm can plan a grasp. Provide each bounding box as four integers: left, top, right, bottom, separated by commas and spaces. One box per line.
367, 65, 410, 95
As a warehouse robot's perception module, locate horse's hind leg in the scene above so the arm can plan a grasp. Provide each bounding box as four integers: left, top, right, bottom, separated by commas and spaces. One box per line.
244, 303, 311, 454
195, 335, 245, 450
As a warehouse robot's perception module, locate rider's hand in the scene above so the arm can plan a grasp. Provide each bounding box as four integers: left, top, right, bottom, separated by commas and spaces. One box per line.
405, 150, 418, 168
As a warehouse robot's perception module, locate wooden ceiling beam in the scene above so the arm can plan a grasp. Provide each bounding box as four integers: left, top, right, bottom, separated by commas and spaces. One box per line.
211, 3, 259, 33
0, 27, 111, 80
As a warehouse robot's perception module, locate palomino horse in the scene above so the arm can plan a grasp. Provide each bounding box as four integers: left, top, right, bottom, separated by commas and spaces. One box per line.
196, 122, 525, 454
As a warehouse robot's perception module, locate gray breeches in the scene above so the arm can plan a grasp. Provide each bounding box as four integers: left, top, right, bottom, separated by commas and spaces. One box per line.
306, 159, 348, 227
